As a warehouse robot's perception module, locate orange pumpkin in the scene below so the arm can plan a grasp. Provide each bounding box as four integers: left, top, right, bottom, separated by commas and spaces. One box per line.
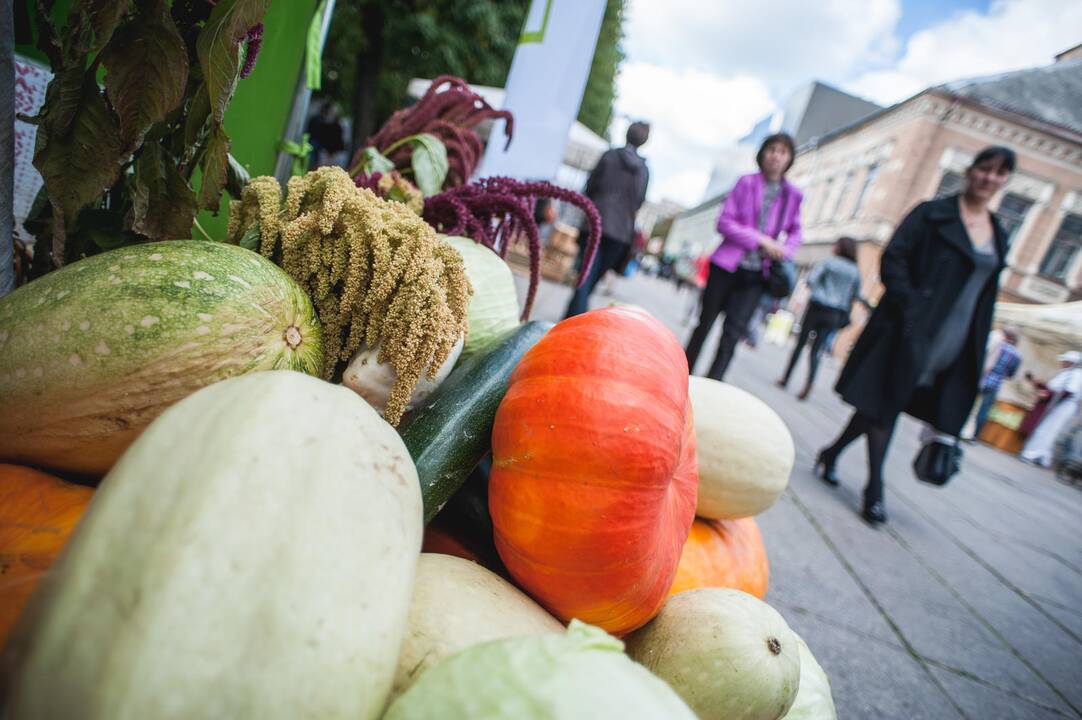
490, 307, 698, 635
0, 464, 93, 646
669, 517, 769, 599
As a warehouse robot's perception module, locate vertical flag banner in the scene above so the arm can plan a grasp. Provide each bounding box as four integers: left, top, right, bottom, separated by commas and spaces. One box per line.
478, 0, 606, 181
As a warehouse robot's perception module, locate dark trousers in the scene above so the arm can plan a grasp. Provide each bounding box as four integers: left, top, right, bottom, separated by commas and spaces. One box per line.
823, 411, 898, 508
564, 236, 629, 318
685, 264, 765, 380
781, 301, 847, 389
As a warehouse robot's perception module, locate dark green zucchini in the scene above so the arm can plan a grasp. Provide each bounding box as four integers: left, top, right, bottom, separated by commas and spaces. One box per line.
399, 321, 552, 523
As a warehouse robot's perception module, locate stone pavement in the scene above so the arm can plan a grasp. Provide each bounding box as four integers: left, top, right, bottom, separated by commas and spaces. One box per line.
516, 270, 1082, 720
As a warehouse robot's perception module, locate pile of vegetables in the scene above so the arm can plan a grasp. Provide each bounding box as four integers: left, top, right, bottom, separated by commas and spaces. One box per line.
0, 297, 835, 718
3, 29, 838, 714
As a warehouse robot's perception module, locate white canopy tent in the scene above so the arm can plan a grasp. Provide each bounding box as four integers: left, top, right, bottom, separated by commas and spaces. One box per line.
993, 302, 1082, 407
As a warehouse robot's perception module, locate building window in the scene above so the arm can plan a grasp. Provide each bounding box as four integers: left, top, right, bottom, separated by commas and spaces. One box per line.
933, 171, 964, 199
829, 170, 855, 220
996, 193, 1033, 244
817, 178, 834, 222
1038, 213, 1082, 283
851, 161, 880, 219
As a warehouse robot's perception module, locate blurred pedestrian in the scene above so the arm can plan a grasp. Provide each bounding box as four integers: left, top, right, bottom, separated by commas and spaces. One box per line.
564, 122, 651, 317
970, 326, 1022, 439
306, 100, 345, 168
1020, 351, 1082, 467
777, 237, 864, 400
815, 146, 1015, 525
682, 253, 711, 325
685, 133, 804, 379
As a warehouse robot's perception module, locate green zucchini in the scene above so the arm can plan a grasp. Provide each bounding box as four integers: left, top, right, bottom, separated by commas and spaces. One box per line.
399, 321, 552, 523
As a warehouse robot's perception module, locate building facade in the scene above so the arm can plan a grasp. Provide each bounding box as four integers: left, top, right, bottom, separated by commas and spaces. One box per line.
703, 81, 880, 201
788, 55, 1082, 307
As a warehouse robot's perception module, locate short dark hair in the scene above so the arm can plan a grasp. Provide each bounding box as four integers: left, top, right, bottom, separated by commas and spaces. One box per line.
626, 121, 651, 148
969, 146, 1016, 173
756, 133, 796, 174
835, 236, 858, 263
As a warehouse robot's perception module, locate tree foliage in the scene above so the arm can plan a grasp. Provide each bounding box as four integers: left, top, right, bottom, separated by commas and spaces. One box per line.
576, 0, 626, 139
321, 0, 529, 152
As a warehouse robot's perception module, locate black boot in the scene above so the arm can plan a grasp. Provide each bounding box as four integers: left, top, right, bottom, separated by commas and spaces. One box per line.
862, 499, 887, 525
815, 449, 840, 486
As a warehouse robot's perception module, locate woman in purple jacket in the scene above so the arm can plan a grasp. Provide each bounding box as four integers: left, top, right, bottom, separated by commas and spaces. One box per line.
685, 133, 804, 380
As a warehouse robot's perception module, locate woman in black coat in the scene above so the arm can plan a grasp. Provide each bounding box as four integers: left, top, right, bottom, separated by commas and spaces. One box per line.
816, 146, 1016, 525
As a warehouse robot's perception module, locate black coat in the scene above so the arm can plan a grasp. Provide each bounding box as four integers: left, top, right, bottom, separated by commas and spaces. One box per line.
584, 145, 649, 244
835, 195, 1008, 434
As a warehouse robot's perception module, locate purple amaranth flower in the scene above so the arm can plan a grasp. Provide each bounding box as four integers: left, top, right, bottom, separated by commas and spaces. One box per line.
423, 177, 602, 320
240, 23, 264, 79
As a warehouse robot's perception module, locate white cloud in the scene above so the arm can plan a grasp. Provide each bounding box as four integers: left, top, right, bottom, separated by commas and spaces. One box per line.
615, 0, 1079, 204
847, 0, 1082, 105
616, 0, 900, 203
624, 0, 900, 90
612, 62, 774, 203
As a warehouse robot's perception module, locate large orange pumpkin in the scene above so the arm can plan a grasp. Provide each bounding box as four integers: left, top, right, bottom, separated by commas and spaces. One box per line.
0, 464, 93, 646
669, 517, 769, 599
489, 307, 698, 635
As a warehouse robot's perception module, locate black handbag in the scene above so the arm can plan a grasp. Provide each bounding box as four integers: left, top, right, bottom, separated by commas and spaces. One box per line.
764, 186, 795, 299
766, 259, 796, 298
912, 438, 963, 486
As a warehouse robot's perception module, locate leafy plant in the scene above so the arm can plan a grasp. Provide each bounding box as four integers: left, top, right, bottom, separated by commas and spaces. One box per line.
23, 0, 269, 276
349, 75, 512, 192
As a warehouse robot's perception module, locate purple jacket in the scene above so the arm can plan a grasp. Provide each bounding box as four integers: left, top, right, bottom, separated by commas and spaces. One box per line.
710, 172, 804, 272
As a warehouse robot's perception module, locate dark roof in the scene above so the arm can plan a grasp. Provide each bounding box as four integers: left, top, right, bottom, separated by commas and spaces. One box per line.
807, 59, 1082, 151
794, 82, 881, 146
939, 58, 1082, 136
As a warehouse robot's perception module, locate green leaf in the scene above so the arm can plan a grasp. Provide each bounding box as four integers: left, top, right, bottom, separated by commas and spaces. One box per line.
408, 133, 449, 197
198, 125, 231, 211
102, 6, 189, 154
183, 81, 212, 151
128, 141, 199, 240
226, 153, 251, 199
75, 0, 134, 53
43, 67, 87, 137
196, 0, 271, 125
32, 80, 123, 263
356, 146, 395, 176
237, 222, 261, 251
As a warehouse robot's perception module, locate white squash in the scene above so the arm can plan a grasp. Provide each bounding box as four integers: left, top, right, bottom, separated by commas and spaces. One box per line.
689, 377, 794, 519
1, 371, 423, 720
342, 336, 464, 416
392, 553, 563, 699
625, 589, 801, 720
782, 633, 837, 720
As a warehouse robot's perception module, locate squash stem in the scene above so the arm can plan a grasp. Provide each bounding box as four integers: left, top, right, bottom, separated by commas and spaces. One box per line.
192, 219, 214, 243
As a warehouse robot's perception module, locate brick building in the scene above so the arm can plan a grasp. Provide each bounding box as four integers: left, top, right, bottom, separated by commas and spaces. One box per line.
788, 49, 1082, 308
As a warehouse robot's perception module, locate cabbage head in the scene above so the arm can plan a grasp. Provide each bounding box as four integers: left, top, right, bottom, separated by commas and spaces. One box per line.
443, 236, 520, 359
382, 620, 696, 719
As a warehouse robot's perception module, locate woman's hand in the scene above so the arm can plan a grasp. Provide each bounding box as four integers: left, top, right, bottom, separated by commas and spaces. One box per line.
758, 235, 784, 260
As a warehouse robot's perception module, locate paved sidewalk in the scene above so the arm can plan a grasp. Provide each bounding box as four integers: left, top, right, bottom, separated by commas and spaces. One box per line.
519, 270, 1082, 720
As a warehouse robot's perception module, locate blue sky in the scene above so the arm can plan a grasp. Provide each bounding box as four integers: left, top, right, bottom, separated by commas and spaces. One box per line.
895, 0, 992, 46
613, 0, 1080, 203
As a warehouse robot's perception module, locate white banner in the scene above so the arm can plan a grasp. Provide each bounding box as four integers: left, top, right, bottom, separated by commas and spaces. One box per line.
478, 0, 606, 181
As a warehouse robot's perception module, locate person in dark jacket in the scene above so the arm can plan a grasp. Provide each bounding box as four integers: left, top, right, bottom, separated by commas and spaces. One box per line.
564, 121, 651, 318
778, 237, 865, 400
815, 146, 1016, 525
